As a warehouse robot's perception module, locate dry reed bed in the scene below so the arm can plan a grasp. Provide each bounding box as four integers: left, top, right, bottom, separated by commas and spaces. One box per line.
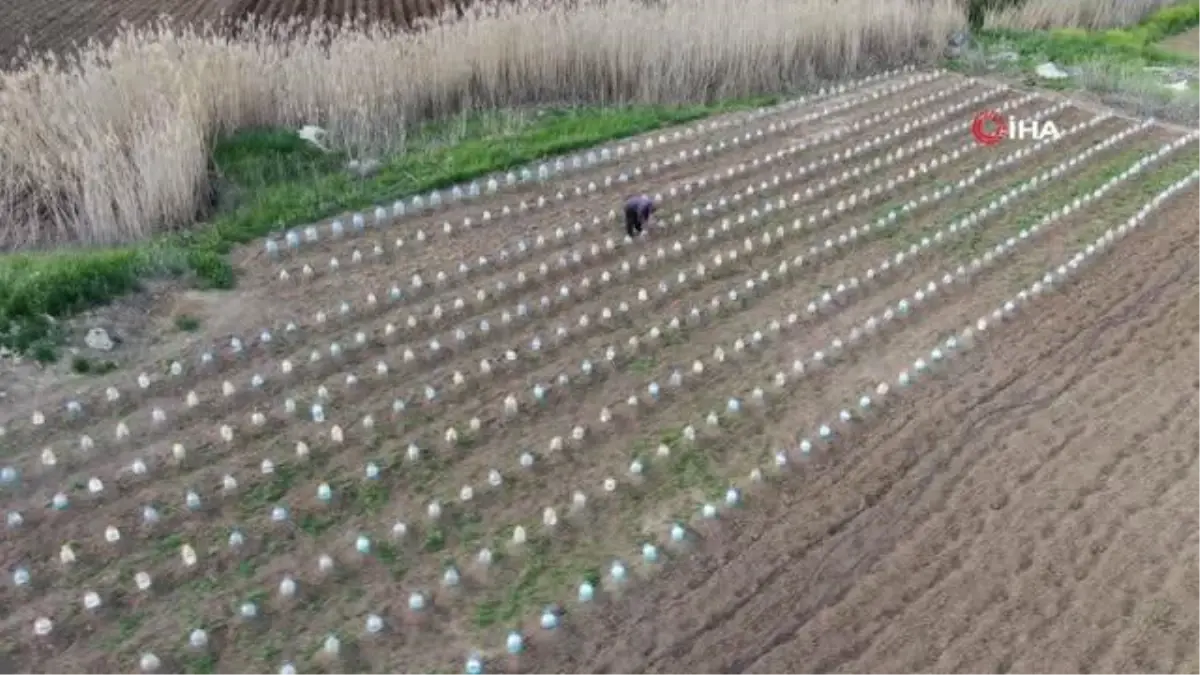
0, 0, 963, 250
0, 0, 1186, 251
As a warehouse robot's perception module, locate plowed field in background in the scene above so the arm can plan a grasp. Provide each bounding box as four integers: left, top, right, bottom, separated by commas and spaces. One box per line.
0, 0, 225, 65
0, 0, 477, 65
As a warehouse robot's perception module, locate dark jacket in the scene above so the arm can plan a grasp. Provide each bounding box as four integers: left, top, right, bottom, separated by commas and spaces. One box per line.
625, 195, 655, 222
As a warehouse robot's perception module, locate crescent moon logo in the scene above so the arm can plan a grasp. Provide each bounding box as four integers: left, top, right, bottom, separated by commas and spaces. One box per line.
972, 110, 1008, 146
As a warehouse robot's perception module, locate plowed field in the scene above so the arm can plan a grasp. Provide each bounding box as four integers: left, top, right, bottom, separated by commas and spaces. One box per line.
225, 0, 474, 28
0, 0, 233, 66
1, 69, 1196, 674
0, 0, 481, 65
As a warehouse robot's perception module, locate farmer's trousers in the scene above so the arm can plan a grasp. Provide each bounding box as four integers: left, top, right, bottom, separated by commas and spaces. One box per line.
624, 205, 644, 237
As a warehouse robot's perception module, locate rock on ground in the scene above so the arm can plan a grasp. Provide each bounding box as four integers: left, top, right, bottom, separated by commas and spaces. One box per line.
84, 327, 114, 351
1035, 62, 1070, 79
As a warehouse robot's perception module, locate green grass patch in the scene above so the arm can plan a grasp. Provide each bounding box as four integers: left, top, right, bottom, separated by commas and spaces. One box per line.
1063, 152, 1200, 244
941, 147, 1147, 258
973, 0, 1199, 66
0, 97, 779, 361
628, 356, 657, 375
950, 2, 1199, 124
984, 1, 1200, 62
979, 24, 1197, 67
471, 537, 601, 630
70, 355, 119, 375
174, 314, 201, 332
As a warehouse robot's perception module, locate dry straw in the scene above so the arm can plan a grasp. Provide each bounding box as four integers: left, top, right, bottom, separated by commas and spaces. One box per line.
0, 0, 966, 250
0, 0, 1174, 250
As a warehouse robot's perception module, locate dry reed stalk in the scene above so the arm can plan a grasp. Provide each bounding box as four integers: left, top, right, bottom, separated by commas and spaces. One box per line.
4, 0, 967, 250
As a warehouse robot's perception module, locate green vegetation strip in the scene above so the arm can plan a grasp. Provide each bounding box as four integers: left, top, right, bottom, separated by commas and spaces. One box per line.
908, 141, 1163, 256
0, 98, 778, 361
1063, 151, 1200, 246
973, 0, 1200, 67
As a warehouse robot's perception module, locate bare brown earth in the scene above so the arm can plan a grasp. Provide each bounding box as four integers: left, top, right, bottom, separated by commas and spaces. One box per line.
0, 0, 234, 66
522, 190, 1200, 674
0, 71, 1196, 673
0, 0, 498, 66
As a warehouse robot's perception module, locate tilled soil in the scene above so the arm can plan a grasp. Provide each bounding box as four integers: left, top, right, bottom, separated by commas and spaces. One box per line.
0, 0, 233, 66
519, 190, 1200, 674
0, 0, 485, 65
0, 71, 1196, 673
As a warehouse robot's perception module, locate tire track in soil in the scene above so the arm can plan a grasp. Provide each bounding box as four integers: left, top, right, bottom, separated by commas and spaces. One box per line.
515, 187, 1198, 674
1041, 408, 1200, 667
1002, 451, 1194, 672
960, 271, 1200, 667
1098, 502, 1199, 673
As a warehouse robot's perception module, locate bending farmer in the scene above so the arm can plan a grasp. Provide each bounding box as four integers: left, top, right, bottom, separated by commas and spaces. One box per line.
623, 194, 656, 238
